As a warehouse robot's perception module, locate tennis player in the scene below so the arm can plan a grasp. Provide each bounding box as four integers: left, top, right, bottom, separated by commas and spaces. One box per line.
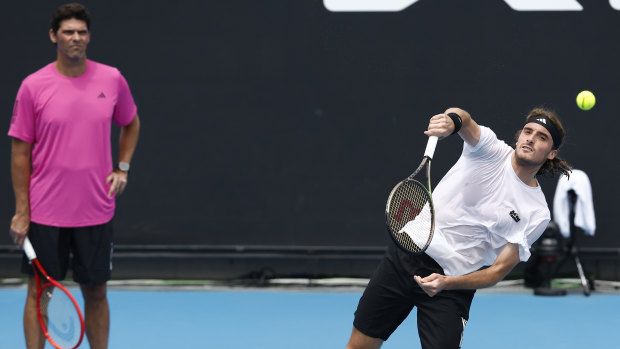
346, 107, 570, 349
8, 3, 140, 349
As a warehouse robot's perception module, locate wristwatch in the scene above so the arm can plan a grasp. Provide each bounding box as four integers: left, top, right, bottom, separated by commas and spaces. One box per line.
118, 162, 130, 172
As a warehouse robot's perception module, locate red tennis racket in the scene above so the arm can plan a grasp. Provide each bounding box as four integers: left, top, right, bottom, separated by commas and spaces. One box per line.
23, 237, 85, 349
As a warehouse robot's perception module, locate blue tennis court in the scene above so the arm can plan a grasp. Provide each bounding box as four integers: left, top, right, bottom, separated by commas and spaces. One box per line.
1, 283, 619, 348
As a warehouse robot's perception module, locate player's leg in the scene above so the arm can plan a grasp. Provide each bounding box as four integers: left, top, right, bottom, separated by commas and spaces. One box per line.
71, 219, 114, 349
23, 277, 45, 349
416, 289, 475, 349
345, 327, 383, 349
346, 257, 416, 348
21, 223, 69, 349
80, 283, 109, 349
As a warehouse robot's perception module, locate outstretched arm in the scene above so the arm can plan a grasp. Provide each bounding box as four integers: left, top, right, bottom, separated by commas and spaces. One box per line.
424, 107, 481, 147
414, 243, 521, 297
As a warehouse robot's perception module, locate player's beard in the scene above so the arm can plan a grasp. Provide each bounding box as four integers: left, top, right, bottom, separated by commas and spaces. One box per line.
514, 145, 548, 168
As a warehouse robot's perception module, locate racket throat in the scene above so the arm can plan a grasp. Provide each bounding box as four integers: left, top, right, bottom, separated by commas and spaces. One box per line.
425, 159, 433, 193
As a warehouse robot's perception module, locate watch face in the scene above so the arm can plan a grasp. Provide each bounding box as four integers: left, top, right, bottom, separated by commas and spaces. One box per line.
119, 162, 130, 172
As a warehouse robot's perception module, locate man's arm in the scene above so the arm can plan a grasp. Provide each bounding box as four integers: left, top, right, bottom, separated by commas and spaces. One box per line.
414, 243, 521, 297
10, 138, 32, 245
424, 107, 481, 147
107, 114, 140, 196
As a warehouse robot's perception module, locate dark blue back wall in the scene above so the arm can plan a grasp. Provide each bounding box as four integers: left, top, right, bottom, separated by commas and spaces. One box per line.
2, 0, 618, 249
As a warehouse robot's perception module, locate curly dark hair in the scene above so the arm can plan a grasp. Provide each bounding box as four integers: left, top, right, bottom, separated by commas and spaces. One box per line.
514, 107, 572, 178
50, 3, 90, 34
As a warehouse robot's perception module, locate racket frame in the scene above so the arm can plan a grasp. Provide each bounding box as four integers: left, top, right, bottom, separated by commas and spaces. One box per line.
384, 136, 438, 255
23, 238, 85, 349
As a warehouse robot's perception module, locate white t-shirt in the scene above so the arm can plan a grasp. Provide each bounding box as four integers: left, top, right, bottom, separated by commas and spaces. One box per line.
424, 126, 550, 276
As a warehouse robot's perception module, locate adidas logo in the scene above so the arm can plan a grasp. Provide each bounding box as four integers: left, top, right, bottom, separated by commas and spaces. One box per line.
536, 117, 546, 124
98, 92, 106, 98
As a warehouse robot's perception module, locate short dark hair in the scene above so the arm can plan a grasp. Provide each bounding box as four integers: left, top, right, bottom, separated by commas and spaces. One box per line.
50, 3, 90, 34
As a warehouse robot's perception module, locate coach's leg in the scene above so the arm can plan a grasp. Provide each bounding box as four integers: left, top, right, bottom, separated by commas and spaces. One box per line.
81, 283, 109, 349
24, 277, 45, 349
345, 327, 383, 349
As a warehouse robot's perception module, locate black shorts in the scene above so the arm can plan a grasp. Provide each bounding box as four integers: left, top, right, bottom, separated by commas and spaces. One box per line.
353, 245, 475, 348
21, 220, 114, 285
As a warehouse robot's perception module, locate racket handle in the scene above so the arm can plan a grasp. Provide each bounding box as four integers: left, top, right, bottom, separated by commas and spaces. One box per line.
23, 237, 37, 261
424, 135, 438, 159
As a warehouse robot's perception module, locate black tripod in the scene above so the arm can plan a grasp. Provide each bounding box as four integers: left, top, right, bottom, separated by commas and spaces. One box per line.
532, 190, 592, 296
565, 189, 592, 296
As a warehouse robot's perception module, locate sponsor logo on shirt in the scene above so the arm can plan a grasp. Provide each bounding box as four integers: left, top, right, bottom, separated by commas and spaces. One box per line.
509, 210, 521, 222
98, 92, 106, 99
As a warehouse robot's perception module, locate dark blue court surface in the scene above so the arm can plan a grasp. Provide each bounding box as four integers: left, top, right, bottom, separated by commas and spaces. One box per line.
1, 286, 618, 348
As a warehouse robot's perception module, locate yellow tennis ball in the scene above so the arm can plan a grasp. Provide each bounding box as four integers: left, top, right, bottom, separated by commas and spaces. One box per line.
576, 90, 595, 110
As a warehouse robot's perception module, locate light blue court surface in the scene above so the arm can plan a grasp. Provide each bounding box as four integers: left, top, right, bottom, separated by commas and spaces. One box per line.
1, 287, 619, 348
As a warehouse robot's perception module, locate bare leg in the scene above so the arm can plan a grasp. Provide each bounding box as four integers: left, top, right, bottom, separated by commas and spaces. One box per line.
24, 277, 45, 349
345, 326, 383, 349
80, 283, 109, 349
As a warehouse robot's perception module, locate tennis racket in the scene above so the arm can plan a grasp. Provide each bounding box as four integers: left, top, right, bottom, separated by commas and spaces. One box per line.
385, 135, 438, 255
23, 237, 85, 349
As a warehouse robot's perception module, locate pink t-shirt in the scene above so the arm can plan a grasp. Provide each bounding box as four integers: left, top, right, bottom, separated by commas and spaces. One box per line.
9, 60, 137, 227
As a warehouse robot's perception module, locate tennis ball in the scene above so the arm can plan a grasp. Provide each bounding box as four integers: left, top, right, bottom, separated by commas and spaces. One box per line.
576, 90, 595, 110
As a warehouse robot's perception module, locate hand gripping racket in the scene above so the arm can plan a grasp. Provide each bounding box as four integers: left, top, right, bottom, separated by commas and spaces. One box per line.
23, 237, 85, 349
385, 136, 438, 255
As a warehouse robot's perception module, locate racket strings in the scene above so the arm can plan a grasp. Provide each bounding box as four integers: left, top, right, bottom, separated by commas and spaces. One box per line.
39, 286, 53, 317
387, 181, 433, 253
41, 285, 82, 348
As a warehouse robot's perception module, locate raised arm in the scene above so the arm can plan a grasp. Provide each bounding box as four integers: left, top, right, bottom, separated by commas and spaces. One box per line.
424, 107, 481, 147
414, 243, 521, 297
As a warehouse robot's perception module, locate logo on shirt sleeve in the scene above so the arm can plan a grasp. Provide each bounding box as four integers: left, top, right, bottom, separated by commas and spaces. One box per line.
509, 210, 521, 222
